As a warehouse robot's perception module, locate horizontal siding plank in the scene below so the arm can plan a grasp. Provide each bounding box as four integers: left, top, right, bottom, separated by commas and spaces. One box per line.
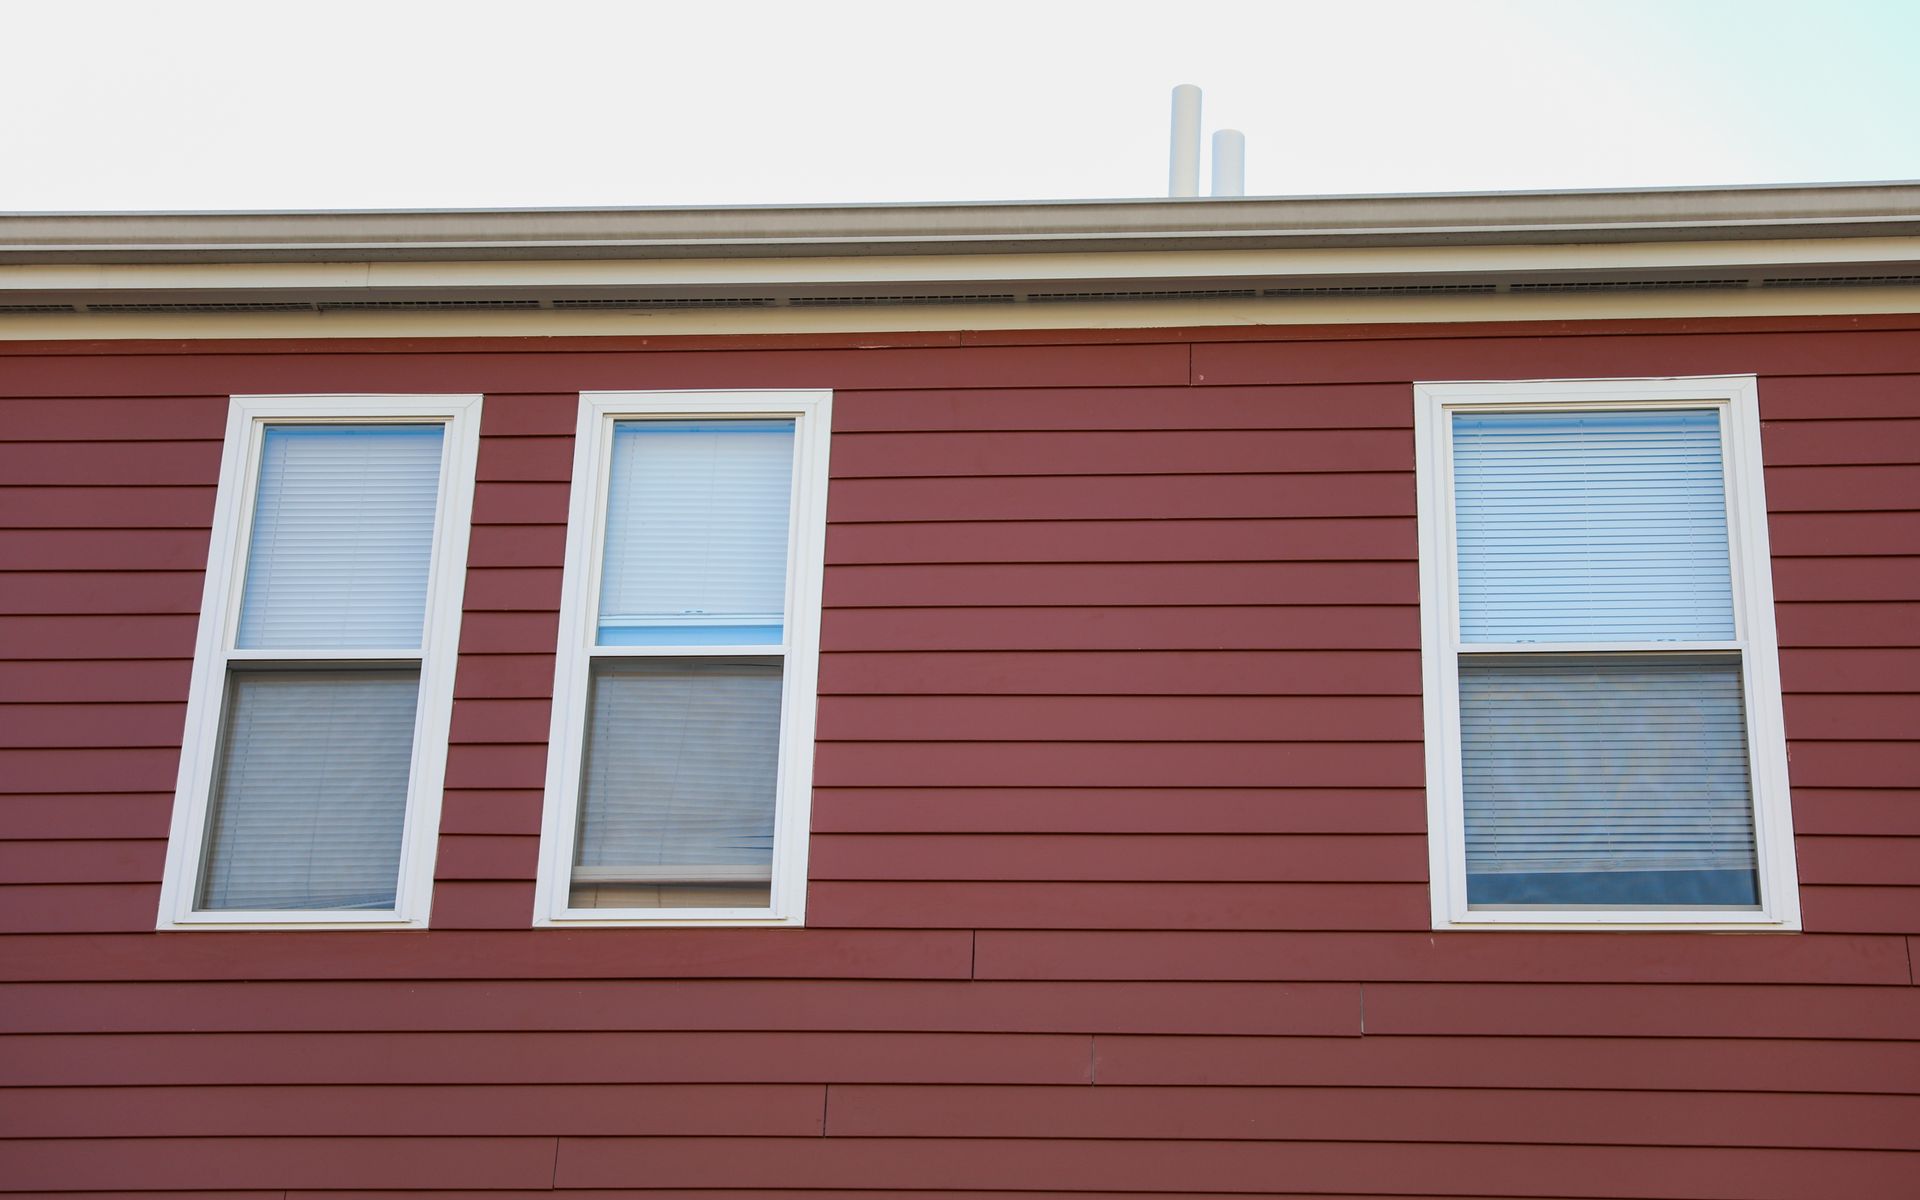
428, 880, 534, 930
0, 343, 1194, 397
460, 567, 564, 612
832, 385, 1414, 432
1761, 419, 1920, 467
433, 835, 539, 882
817, 606, 1420, 652
829, 429, 1413, 479
1785, 695, 1920, 739
0, 529, 210, 571
829, 472, 1416, 522
0, 486, 213, 529
1792, 790, 1920, 836
0, 795, 173, 840
479, 393, 580, 436
0, 840, 162, 884
817, 650, 1421, 696
826, 518, 1416, 565
0, 616, 197, 661
0, 883, 158, 933
0, 931, 972, 983
1363, 983, 1920, 1038
1796, 836, 1920, 886
476, 435, 574, 483
808, 882, 1429, 930
822, 562, 1418, 608
812, 743, 1426, 788
553, 1135, 1920, 1197
1775, 603, 1920, 648
0, 1031, 1093, 1086
1094, 1033, 1920, 1093
457, 611, 561, 655
1802, 886, 1920, 934
449, 699, 554, 744
0, 574, 203, 615
0, 704, 185, 748
0, 1083, 824, 1139
1784, 742, 1920, 788
0, 441, 221, 486
810, 834, 1426, 882
452, 654, 559, 700
1780, 648, 1920, 693
442, 745, 550, 790
1772, 558, 1920, 602
0, 661, 192, 704
0, 750, 181, 795
437, 791, 545, 837
1769, 511, 1920, 556
0, 980, 1359, 1036
826, 1083, 1920, 1149
466, 523, 569, 568
810, 788, 1426, 834
814, 695, 1422, 742
1765, 465, 1920, 512
1761, 374, 1920, 421
470, 481, 571, 525
0, 395, 227, 440
0, 1136, 559, 1192
970, 931, 1912, 985
1191, 327, 1920, 385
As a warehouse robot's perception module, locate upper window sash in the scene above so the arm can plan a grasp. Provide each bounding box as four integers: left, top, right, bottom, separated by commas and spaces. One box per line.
535, 391, 831, 927
157, 394, 482, 931
1412, 376, 1799, 931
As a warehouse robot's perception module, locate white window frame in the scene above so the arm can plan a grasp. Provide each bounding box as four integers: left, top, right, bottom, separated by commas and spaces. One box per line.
157, 393, 482, 931
535, 390, 831, 927
1414, 375, 1799, 931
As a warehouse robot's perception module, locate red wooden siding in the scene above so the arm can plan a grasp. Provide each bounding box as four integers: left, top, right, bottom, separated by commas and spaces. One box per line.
0, 314, 1916, 1196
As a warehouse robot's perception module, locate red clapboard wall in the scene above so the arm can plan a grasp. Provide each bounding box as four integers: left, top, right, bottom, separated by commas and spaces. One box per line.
0, 313, 1916, 1197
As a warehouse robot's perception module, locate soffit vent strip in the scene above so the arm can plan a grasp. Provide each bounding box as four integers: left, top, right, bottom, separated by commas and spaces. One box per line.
788, 294, 1019, 307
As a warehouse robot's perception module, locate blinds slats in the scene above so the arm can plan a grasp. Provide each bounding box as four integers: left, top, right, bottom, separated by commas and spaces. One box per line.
1452, 410, 1735, 643
1459, 655, 1759, 907
236, 425, 444, 651
197, 670, 420, 911
572, 659, 783, 907
596, 420, 795, 647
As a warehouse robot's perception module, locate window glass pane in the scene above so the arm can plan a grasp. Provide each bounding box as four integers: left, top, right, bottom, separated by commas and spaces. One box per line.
597, 420, 794, 647
571, 658, 782, 909
197, 669, 420, 911
1452, 410, 1735, 643
236, 424, 445, 650
1460, 654, 1759, 908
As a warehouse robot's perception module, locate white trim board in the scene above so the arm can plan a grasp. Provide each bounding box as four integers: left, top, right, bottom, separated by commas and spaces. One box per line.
156, 393, 481, 930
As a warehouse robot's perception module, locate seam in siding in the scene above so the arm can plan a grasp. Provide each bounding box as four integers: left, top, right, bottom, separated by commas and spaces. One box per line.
821, 1082, 831, 1136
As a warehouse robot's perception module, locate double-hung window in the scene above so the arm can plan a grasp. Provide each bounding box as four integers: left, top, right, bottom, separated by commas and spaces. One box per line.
159, 394, 481, 929
536, 390, 830, 926
1414, 376, 1799, 930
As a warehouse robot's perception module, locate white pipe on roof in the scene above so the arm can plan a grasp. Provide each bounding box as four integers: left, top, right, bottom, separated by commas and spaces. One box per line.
1169, 85, 1201, 198
1211, 129, 1245, 197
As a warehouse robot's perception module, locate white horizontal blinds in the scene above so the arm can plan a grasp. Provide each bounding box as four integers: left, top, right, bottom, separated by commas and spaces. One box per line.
1452, 410, 1735, 643
1460, 655, 1759, 907
197, 670, 421, 911
237, 424, 445, 650
597, 420, 796, 646
572, 659, 782, 909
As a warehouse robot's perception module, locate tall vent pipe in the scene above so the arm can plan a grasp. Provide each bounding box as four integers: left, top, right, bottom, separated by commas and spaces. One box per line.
1169, 84, 1201, 197
1211, 129, 1245, 196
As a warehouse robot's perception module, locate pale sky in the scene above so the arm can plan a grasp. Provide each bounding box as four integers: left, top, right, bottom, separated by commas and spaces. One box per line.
3, 0, 1916, 212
